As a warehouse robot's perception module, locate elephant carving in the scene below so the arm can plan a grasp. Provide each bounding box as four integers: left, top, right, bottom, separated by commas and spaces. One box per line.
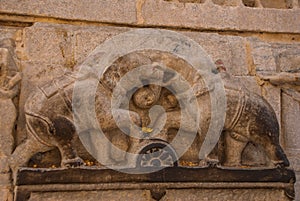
9, 50, 289, 179
9, 71, 141, 175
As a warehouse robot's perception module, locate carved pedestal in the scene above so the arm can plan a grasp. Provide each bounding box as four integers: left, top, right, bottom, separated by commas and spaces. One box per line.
15, 167, 295, 201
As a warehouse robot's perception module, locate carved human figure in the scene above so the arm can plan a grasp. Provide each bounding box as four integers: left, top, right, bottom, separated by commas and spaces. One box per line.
0, 39, 21, 173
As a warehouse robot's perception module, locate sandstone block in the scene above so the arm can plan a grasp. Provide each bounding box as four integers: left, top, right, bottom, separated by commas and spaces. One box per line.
0, 27, 19, 41
73, 26, 129, 66
249, 39, 277, 72
141, 0, 300, 33
22, 23, 74, 66
276, 48, 300, 72
28, 190, 153, 201
282, 92, 300, 149
184, 32, 248, 75
0, 0, 136, 24
161, 188, 290, 201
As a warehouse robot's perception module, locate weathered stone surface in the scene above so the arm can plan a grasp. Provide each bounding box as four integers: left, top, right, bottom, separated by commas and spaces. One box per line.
16, 61, 69, 144
248, 39, 277, 72
235, 76, 261, 94
296, 172, 300, 201
15, 167, 295, 201
0, 27, 20, 41
22, 24, 74, 66
0, 0, 137, 24
0, 39, 20, 175
233, 76, 283, 130
20, 23, 131, 68
141, 0, 300, 33
0, 0, 299, 197
161, 189, 290, 201
282, 91, 300, 149
28, 190, 153, 201
10, 29, 290, 173
73, 26, 129, 65
285, 149, 300, 171
0, 174, 11, 185
184, 32, 248, 76
261, 83, 281, 129
21, 23, 252, 76
0, 186, 12, 201
276, 48, 300, 72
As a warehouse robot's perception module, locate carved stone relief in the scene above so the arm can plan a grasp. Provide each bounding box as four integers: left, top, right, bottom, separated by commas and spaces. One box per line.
3, 29, 294, 201
0, 39, 21, 175
9, 50, 289, 176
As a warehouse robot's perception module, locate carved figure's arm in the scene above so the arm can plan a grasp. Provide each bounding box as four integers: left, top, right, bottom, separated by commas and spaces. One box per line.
0, 87, 18, 99
7, 72, 22, 89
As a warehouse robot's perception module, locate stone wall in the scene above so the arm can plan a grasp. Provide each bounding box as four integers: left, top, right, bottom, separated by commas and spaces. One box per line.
0, 0, 299, 200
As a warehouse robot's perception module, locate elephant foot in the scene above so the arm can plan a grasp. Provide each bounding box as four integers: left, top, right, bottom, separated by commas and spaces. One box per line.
222, 161, 242, 167
62, 157, 84, 168
272, 160, 288, 169
199, 158, 220, 167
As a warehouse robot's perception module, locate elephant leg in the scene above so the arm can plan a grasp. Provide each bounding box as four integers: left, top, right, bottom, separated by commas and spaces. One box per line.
52, 116, 84, 167
263, 141, 289, 167
223, 131, 248, 167
9, 136, 50, 183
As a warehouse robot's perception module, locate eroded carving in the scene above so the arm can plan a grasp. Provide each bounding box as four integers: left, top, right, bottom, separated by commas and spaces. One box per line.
9, 71, 141, 174
214, 59, 289, 167
9, 50, 290, 178
0, 39, 21, 174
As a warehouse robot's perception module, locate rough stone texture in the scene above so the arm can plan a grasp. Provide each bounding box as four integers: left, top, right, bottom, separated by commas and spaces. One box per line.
161, 189, 290, 201
261, 83, 281, 128
0, 0, 137, 24
275, 48, 300, 72
0, 27, 20, 41
16, 61, 68, 143
296, 172, 300, 201
248, 39, 277, 72
0, 0, 299, 199
28, 190, 153, 201
1, 0, 300, 33
0, 39, 20, 183
0, 187, 13, 201
0, 174, 11, 185
141, 0, 300, 33
282, 92, 300, 150
73, 26, 129, 65
10, 45, 289, 172
184, 32, 249, 76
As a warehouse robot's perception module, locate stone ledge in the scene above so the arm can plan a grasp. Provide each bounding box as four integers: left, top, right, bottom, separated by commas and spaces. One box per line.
16, 167, 296, 185
0, 0, 137, 24
15, 167, 295, 200
15, 180, 295, 201
1, 0, 300, 33
141, 0, 300, 33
